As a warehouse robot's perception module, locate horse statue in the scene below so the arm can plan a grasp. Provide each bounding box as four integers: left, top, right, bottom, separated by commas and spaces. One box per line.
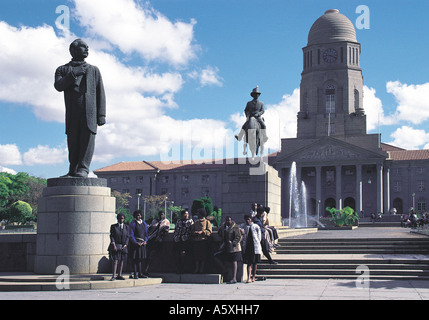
235, 86, 267, 161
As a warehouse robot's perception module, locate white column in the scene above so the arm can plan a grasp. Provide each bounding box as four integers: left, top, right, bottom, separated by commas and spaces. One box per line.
377, 163, 383, 213
336, 165, 342, 209
356, 164, 362, 214
316, 166, 322, 218
384, 166, 391, 214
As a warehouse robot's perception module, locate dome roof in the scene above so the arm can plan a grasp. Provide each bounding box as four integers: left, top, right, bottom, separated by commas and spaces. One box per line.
307, 9, 357, 46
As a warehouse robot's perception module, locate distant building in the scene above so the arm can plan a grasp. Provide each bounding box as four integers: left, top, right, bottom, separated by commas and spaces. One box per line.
94, 156, 282, 226
94, 160, 225, 213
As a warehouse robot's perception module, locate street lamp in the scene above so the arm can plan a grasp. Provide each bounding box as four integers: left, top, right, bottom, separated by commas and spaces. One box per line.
137, 193, 142, 210
412, 193, 416, 210
170, 200, 175, 222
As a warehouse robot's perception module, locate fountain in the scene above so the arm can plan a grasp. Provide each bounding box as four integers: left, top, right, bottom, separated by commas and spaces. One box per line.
288, 161, 309, 228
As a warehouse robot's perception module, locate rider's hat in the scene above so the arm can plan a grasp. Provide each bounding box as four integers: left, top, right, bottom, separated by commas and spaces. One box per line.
251, 86, 261, 97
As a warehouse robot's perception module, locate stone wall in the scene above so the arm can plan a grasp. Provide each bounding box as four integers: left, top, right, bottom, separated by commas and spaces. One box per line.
0, 233, 36, 272
0, 231, 244, 282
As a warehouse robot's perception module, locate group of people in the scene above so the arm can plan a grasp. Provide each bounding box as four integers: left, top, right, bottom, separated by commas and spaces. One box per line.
108, 207, 212, 281
108, 210, 170, 281
108, 203, 279, 284
401, 211, 429, 229
174, 202, 279, 284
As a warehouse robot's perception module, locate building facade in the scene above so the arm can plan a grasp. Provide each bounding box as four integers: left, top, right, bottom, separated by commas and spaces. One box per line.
273, 9, 429, 219
94, 158, 282, 226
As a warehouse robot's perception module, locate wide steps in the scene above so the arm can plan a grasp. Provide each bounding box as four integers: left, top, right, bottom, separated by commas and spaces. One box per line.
275, 238, 429, 254
257, 237, 429, 280
255, 274, 429, 281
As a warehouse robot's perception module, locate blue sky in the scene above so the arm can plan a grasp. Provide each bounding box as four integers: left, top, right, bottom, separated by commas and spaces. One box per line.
1, 0, 429, 178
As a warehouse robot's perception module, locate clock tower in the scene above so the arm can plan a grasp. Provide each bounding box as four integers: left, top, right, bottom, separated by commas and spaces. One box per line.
297, 9, 366, 139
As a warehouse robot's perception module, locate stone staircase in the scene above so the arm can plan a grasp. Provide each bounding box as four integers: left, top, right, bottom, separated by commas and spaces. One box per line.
274, 238, 429, 255
257, 237, 429, 280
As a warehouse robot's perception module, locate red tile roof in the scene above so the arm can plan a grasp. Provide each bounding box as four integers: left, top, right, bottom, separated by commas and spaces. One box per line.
388, 149, 429, 161
94, 161, 156, 173
94, 152, 280, 173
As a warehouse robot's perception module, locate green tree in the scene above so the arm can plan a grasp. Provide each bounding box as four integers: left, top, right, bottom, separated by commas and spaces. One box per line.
191, 197, 214, 217
191, 197, 222, 227
3, 201, 33, 225
111, 190, 133, 224
0, 174, 12, 208
142, 194, 168, 223
325, 206, 359, 227
167, 205, 183, 225
0, 172, 46, 224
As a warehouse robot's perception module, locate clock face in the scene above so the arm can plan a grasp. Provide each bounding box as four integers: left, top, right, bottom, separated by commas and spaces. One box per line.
323, 48, 337, 63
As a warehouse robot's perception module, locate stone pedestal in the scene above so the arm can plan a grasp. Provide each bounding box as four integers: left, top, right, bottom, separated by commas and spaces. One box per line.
222, 161, 282, 226
34, 178, 116, 275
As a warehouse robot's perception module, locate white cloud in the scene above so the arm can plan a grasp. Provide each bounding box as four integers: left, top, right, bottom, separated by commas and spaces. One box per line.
386, 81, 429, 125
188, 66, 223, 87
0, 22, 72, 123
0, 166, 17, 175
363, 86, 384, 131
200, 66, 222, 87
0, 144, 22, 166
23, 145, 68, 166
388, 126, 429, 150
73, 0, 198, 65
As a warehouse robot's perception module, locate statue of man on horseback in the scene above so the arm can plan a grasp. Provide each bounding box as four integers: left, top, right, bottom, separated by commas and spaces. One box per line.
235, 86, 268, 157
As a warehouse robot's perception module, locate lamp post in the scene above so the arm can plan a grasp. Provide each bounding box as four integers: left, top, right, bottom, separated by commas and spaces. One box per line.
412, 193, 416, 210
170, 201, 175, 223
137, 193, 142, 210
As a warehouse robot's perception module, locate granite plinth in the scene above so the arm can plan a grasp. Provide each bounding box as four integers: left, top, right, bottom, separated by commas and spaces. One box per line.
35, 178, 115, 275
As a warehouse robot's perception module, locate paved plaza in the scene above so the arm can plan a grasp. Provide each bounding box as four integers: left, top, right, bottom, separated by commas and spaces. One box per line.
1, 227, 429, 301
2, 277, 429, 301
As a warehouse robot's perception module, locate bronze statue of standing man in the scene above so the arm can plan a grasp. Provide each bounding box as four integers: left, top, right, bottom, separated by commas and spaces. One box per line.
54, 39, 106, 178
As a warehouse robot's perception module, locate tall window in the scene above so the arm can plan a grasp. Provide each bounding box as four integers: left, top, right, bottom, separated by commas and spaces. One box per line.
418, 199, 426, 211
325, 85, 335, 114
354, 89, 360, 110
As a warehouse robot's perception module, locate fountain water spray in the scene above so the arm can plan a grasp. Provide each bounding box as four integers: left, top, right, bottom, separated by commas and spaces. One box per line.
288, 162, 309, 228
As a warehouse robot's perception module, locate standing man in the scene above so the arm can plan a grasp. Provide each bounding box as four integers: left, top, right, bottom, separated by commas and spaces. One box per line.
55, 39, 106, 178
108, 213, 129, 281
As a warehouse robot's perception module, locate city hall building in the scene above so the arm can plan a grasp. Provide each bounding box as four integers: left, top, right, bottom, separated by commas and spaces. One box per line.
95, 9, 429, 225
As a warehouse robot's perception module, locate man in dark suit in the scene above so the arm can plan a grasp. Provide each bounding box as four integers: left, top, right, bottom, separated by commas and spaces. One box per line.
109, 213, 129, 280
235, 86, 268, 143
54, 39, 106, 178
